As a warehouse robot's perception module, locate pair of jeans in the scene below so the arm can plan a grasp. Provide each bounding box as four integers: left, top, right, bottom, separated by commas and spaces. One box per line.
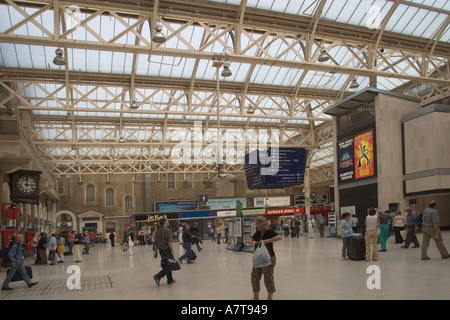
2, 262, 32, 288
155, 249, 174, 282
379, 224, 390, 250
216, 233, 222, 244
67, 242, 74, 255
179, 242, 192, 263
89, 239, 95, 247
342, 237, 349, 258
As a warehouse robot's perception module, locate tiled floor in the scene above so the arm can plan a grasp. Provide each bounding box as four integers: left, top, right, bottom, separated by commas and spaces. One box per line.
1, 231, 450, 300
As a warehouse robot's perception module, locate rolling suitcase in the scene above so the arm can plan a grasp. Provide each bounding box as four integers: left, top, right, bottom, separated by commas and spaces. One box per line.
7, 265, 33, 282
347, 236, 366, 261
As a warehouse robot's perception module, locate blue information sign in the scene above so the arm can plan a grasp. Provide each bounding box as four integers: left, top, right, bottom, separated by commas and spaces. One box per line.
244, 147, 308, 189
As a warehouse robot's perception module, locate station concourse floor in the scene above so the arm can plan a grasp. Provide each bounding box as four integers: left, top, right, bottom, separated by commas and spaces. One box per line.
1, 231, 450, 300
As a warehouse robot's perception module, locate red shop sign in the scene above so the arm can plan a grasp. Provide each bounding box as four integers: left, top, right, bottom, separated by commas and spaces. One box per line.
265, 208, 305, 215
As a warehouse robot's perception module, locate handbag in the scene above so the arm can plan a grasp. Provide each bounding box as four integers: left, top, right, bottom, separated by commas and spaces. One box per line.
253, 242, 272, 268
161, 257, 181, 271
400, 229, 408, 241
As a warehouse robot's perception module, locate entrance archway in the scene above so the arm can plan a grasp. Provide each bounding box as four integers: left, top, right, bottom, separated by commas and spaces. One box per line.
55, 210, 78, 233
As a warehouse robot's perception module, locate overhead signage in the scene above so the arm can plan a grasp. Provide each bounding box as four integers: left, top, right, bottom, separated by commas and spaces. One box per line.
207, 198, 247, 210
266, 196, 291, 207
253, 197, 266, 208
265, 208, 305, 215
245, 147, 308, 189
217, 210, 236, 217
154, 201, 198, 213
243, 208, 266, 216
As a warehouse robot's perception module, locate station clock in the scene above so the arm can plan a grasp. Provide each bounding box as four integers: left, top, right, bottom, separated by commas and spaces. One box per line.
9, 170, 41, 204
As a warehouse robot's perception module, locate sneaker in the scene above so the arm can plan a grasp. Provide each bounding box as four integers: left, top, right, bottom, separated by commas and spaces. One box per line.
187, 261, 195, 264
153, 276, 160, 286
342, 257, 349, 260
1, 287, 13, 291
168, 279, 176, 285
178, 258, 183, 265
28, 282, 38, 288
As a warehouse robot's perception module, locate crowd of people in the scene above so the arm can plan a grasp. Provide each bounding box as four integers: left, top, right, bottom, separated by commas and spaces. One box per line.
339, 200, 449, 262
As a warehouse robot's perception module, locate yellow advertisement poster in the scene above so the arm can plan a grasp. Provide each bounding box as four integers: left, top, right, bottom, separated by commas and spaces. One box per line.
354, 130, 374, 179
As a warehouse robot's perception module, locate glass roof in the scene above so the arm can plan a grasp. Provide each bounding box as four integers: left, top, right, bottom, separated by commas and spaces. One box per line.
212, 0, 450, 41
1, 1, 447, 174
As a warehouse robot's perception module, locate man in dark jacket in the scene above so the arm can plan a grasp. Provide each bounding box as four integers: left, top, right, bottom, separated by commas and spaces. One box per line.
109, 232, 116, 247
2, 234, 38, 291
190, 225, 203, 251
178, 224, 195, 264
153, 218, 176, 286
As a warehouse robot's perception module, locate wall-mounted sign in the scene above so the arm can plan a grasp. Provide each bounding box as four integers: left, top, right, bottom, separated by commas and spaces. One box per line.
243, 208, 266, 216
266, 196, 291, 207
253, 197, 266, 208
354, 130, 375, 180
337, 138, 355, 182
154, 201, 198, 213
217, 210, 236, 217
265, 208, 305, 215
207, 198, 247, 210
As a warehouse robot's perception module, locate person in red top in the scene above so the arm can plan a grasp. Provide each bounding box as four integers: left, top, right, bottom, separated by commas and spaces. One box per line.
67, 231, 75, 255
89, 231, 96, 248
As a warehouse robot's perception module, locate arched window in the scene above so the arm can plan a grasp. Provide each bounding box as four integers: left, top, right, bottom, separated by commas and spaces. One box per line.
86, 185, 95, 203
105, 188, 114, 206
125, 196, 132, 213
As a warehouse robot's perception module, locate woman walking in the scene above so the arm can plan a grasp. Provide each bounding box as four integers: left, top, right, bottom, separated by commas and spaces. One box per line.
57, 235, 65, 263
365, 208, 380, 261
248, 216, 282, 300
378, 210, 392, 252
392, 210, 406, 244
307, 217, 315, 238
339, 213, 353, 260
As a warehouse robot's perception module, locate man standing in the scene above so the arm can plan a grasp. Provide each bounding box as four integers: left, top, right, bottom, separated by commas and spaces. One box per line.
67, 231, 75, 255
83, 230, 90, 254
89, 230, 96, 248
178, 224, 195, 265
2, 234, 38, 291
74, 231, 83, 263
294, 219, 301, 237
109, 232, 116, 247
153, 218, 176, 286
421, 201, 449, 260
402, 207, 420, 249
318, 215, 326, 238
35, 233, 47, 265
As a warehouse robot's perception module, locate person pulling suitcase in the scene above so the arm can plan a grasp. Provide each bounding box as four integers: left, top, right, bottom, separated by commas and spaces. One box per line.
2, 234, 38, 291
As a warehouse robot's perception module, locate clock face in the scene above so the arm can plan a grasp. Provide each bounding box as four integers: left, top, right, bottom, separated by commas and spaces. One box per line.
17, 176, 38, 194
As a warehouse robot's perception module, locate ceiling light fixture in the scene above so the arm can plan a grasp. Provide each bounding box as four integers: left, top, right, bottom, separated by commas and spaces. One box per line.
71, 144, 77, 150
349, 77, 359, 89
318, 47, 329, 63
53, 48, 66, 66
119, 136, 125, 143
247, 105, 255, 114
152, 23, 166, 44
159, 145, 164, 151
221, 61, 232, 78
130, 100, 139, 110
66, 112, 73, 122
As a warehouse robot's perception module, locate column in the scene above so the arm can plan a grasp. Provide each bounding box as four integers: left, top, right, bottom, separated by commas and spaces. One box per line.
32, 204, 38, 230
304, 168, 311, 220
333, 116, 340, 218
22, 203, 31, 229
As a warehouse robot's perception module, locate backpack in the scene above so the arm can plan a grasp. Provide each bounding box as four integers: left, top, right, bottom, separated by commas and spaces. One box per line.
415, 213, 423, 227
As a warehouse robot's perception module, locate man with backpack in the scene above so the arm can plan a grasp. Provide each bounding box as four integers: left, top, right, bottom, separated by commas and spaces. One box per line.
401, 207, 420, 249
